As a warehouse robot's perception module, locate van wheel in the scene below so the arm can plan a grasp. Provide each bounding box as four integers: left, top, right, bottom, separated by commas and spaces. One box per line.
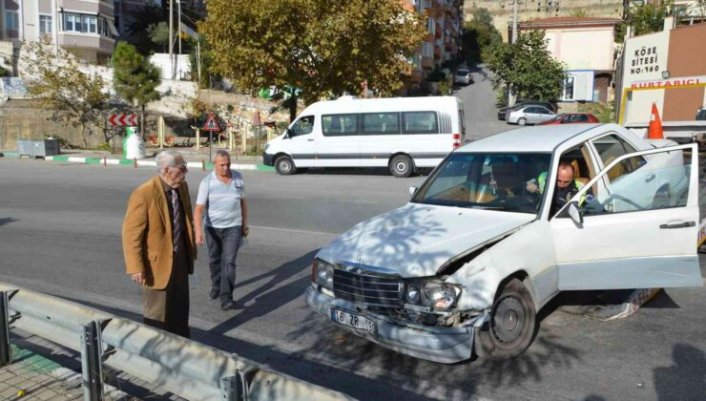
390, 155, 413, 178
275, 156, 297, 175
518, 118, 527, 126
474, 278, 536, 360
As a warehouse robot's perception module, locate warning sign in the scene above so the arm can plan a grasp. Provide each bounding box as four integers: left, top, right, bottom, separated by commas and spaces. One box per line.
202, 114, 221, 132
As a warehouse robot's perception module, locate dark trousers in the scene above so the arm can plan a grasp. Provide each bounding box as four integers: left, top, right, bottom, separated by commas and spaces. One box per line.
143, 244, 190, 338
205, 225, 242, 303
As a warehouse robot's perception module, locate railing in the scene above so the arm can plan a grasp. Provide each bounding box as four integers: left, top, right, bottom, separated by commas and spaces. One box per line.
0, 282, 355, 401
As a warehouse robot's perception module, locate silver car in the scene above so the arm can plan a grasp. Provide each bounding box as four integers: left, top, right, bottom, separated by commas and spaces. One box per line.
506, 105, 556, 125
454, 69, 473, 85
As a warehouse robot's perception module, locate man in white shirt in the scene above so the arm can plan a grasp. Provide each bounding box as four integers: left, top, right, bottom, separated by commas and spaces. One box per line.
194, 150, 249, 310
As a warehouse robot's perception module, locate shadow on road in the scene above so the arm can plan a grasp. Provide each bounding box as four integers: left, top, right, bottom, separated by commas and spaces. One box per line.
0, 217, 17, 227
653, 343, 706, 401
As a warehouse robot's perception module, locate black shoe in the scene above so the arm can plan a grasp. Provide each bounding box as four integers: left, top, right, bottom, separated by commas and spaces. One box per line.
221, 300, 236, 311
209, 288, 219, 300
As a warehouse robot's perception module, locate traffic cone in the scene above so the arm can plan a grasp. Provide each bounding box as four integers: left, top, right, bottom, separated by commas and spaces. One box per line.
647, 102, 664, 139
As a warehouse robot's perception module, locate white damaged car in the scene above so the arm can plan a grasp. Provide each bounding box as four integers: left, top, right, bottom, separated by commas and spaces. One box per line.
305, 123, 702, 363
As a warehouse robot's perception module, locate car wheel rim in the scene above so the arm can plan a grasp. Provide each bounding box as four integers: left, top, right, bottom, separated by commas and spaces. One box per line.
279, 160, 290, 172
395, 162, 408, 173
491, 296, 525, 344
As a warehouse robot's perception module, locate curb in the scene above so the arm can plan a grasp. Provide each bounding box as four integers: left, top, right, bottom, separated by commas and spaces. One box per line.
1, 153, 274, 172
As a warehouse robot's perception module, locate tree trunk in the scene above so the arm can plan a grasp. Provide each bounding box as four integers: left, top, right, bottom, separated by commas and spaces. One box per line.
288, 93, 298, 123
80, 124, 89, 149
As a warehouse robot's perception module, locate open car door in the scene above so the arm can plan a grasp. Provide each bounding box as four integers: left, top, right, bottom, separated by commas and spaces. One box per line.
551, 143, 702, 290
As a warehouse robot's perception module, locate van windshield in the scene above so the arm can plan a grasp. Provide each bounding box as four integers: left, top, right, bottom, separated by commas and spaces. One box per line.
412, 152, 551, 213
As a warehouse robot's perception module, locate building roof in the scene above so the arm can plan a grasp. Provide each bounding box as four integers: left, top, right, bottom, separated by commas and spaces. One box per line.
519, 17, 622, 29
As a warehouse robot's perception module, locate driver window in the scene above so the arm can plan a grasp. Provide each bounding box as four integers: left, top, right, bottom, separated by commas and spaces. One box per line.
582, 149, 691, 215
290, 116, 314, 137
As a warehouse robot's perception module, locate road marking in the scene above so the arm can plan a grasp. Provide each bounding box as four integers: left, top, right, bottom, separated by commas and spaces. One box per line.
250, 224, 339, 237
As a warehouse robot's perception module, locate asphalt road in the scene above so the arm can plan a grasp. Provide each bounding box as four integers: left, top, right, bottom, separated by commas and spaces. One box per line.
0, 157, 705, 401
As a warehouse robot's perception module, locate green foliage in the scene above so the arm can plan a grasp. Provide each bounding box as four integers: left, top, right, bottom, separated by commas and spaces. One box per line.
571, 8, 588, 18
22, 41, 111, 148
95, 142, 112, 151
630, 0, 671, 36
485, 30, 566, 103
112, 41, 161, 136
201, 0, 427, 114
578, 102, 614, 123
148, 22, 170, 52
462, 8, 502, 65
0, 65, 9, 77
124, 1, 164, 54
188, 36, 215, 88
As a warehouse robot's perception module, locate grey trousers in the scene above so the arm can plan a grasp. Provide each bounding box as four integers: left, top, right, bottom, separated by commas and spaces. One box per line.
205, 225, 242, 303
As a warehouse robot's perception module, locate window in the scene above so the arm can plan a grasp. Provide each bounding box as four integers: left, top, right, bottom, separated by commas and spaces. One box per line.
322, 114, 358, 136
5, 11, 19, 38
402, 111, 438, 134
582, 150, 690, 215
290, 116, 314, 137
563, 76, 575, 101
361, 113, 400, 135
64, 13, 81, 32
39, 15, 53, 35
82, 15, 97, 33
592, 134, 645, 180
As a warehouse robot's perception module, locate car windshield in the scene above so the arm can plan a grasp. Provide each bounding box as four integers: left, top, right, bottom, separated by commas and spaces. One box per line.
412, 152, 551, 213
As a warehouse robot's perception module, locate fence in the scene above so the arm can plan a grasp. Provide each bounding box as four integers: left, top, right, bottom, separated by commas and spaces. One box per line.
0, 282, 355, 401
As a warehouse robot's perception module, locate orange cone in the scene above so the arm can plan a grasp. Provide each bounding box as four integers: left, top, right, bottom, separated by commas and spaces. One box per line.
648, 102, 664, 139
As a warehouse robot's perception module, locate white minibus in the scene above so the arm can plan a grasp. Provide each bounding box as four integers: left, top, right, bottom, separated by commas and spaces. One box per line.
262, 96, 466, 177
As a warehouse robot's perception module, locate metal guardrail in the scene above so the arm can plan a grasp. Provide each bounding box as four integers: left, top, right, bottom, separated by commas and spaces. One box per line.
0, 282, 355, 401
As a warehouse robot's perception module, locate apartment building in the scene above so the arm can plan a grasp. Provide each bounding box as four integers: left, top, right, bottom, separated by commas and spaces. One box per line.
0, 0, 116, 71
408, 0, 464, 85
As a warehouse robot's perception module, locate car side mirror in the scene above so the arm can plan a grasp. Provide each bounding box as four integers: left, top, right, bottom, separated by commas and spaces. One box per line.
284, 128, 292, 139
409, 186, 418, 197
567, 201, 583, 225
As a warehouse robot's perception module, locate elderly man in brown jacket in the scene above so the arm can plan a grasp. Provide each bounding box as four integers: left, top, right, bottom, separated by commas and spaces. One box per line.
122, 150, 196, 338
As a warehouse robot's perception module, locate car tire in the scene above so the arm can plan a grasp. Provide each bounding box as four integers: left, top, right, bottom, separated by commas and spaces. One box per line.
518, 118, 527, 126
474, 278, 536, 360
390, 154, 414, 178
275, 155, 297, 175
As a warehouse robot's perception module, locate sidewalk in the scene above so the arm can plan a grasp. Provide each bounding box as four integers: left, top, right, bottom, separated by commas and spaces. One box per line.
1, 331, 187, 401
0, 145, 274, 172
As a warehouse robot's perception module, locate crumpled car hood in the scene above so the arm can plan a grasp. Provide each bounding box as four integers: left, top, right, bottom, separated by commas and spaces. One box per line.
316, 203, 535, 277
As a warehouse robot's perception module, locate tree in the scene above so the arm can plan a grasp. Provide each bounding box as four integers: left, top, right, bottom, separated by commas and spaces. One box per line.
112, 41, 162, 137
617, 0, 672, 42
485, 30, 566, 103
21, 41, 111, 148
148, 22, 170, 52
200, 0, 427, 121
462, 7, 502, 65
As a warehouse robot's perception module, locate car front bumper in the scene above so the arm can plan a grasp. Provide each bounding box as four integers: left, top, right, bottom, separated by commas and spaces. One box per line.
305, 286, 475, 364
262, 152, 274, 166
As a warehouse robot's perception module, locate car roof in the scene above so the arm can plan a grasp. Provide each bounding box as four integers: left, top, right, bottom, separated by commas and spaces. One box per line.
458, 123, 632, 153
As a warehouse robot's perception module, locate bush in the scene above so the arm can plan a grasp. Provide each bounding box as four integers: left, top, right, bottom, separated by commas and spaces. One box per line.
578, 102, 614, 123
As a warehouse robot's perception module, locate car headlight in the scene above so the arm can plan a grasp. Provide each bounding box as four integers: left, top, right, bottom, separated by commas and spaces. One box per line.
404, 279, 461, 311
312, 258, 334, 291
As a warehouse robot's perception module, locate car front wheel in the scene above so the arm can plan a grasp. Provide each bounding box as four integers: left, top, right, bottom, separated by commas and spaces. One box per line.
474, 278, 536, 360
275, 155, 297, 175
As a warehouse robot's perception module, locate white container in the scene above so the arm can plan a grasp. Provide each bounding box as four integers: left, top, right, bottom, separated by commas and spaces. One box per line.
124, 127, 145, 160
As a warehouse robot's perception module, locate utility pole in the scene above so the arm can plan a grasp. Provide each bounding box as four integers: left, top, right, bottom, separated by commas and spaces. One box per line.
508, 0, 520, 107
177, 0, 182, 55
168, 0, 175, 79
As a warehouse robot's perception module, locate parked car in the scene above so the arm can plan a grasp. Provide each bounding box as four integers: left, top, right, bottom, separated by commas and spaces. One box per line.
305, 123, 700, 363
537, 113, 599, 125
497, 101, 557, 120
696, 107, 706, 120
506, 105, 556, 125
454, 69, 473, 85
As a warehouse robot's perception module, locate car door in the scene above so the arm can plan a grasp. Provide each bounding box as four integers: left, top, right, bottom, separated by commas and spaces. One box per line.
550, 143, 702, 290
523, 107, 540, 124
535, 107, 554, 124
286, 115, 318, 167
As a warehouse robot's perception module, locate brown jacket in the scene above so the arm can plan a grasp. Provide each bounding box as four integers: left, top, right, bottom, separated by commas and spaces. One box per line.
122, 176, 196, 290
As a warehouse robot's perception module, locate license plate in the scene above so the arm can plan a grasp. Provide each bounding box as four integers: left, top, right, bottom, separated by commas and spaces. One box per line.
330, 308, 377, 335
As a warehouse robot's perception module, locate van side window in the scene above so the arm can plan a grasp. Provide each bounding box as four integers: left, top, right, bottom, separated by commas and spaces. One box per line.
322, 114, 358, 136
361, 113, 400, 135
290, 116, 314, 137
402, 112, 438, 134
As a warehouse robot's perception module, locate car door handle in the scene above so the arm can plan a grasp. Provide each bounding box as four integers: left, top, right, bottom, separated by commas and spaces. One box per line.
645, 173, 655, 182
307, 138, 314, 142
659, 221, 695, 229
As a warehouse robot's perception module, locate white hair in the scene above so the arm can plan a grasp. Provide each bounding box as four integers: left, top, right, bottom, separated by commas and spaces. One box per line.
156, 150, 183, 172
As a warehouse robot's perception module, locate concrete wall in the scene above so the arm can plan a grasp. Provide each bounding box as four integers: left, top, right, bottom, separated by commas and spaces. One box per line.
545, 27, 615, 70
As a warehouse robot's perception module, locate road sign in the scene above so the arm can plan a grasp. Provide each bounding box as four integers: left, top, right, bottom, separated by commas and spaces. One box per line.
202, 114, 221, 132
108, 113, 138, 126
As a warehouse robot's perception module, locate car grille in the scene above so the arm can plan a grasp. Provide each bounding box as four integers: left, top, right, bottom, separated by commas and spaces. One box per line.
333, 269, 402, 307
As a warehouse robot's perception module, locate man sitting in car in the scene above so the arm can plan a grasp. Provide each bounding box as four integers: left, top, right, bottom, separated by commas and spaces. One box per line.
526, 160, 586, 216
